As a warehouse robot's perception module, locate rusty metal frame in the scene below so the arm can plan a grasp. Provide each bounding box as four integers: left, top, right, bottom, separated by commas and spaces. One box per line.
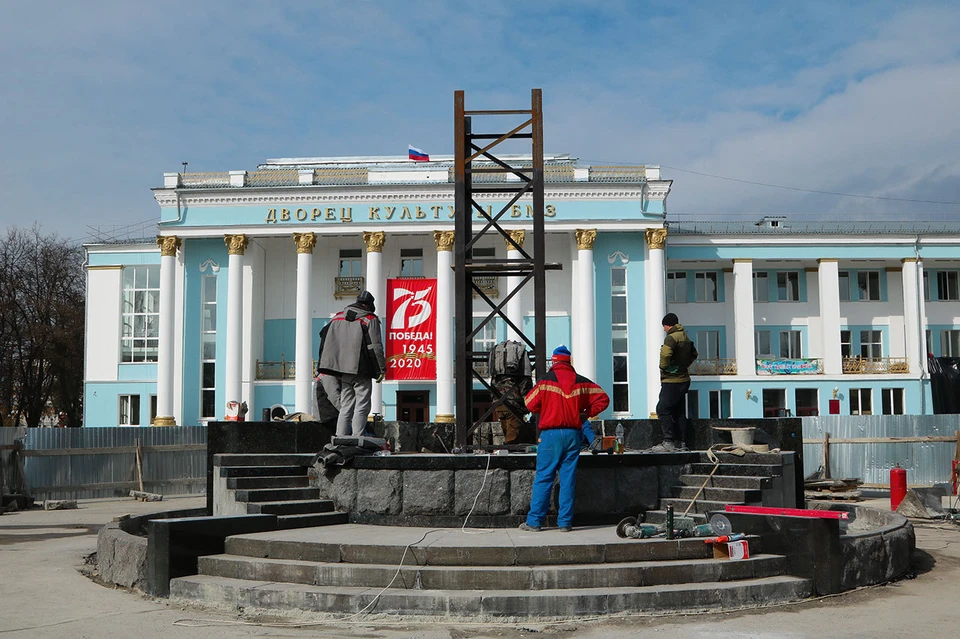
453, 89, 558, 451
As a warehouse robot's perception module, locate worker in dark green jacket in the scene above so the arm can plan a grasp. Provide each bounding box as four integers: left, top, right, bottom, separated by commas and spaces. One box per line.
649, 313, 698, 452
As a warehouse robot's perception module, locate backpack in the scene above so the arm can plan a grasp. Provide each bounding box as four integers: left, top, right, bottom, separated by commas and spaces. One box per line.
489, 340, 532, 377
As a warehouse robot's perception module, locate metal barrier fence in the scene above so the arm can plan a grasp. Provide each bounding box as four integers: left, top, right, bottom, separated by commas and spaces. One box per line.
0, 427, 207, 500
802, 415, 960, 487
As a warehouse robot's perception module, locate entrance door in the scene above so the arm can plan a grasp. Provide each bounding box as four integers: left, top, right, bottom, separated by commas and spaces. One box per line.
396, 391, 430, 423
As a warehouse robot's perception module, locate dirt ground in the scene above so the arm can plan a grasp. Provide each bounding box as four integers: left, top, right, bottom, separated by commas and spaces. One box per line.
1, 495, 959, 638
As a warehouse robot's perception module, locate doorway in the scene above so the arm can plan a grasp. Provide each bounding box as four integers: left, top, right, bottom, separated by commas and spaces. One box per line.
396, 391, 430, 423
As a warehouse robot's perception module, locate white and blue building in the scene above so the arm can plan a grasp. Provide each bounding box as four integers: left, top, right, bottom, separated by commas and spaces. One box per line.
83, 156, 960, 427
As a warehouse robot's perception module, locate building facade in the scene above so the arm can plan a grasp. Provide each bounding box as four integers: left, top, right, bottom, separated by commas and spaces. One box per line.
82, 156, 960, 427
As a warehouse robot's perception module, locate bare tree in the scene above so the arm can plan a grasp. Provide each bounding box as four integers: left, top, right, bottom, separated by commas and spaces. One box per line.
0, 226, 85, 427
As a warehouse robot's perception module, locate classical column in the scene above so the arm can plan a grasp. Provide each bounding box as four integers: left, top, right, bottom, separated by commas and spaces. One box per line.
434, 230, 455, 423
818, 258, 842, 375
645, 228, 667, 417
574, 229, 597, 380
505, 230, 525, 343
732, 259, 756, 376
154, 235, 181, 426
901, 258, 924, 375
293, 233, 316, 414
224, 234, 248, 415
363, 231, 386, 418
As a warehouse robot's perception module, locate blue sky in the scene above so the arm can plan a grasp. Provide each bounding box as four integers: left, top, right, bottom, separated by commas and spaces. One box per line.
2, 1, 959, 243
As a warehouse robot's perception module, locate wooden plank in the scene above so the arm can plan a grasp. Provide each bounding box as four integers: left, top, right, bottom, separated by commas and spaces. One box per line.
30, 477, 204, 493
805, 436, 959, 444
823, 432, 831, 480
22, 444, 206, 457
135, 438, 144, 492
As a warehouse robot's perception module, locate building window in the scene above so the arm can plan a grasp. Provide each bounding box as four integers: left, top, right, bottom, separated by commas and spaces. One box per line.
795, 388, 818, 417
859, 330, 882, 358
942, 330, 960, 357
686, 389, 699, 419
779, 330, 802, 358
696, 330, 720, 360
753, 272, 769, 302
777, 272, 800, 302
400, 248, 423, 277
923, 271, 930, 301
694, 272, 718, 302
762, 388, 787, 418
857, 271, 880, 301
838, 271, 850, 302
611, 267, 629, 413
666, 272, 687, 303
120, 265, 160, 363
881, 388, 904, 415
708, 389, 731, 418
755, 330, 773, 357
840, 330, 852, 358
850, 388, 872, 415
937, 271, 959, 301
149, 395, 157, 425
339, 248, 362, 277
119, 394, 140, 426
200, 275, 217, 419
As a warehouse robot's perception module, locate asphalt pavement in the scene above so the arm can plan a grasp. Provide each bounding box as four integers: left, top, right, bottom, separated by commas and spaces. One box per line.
1, 494, 959, 638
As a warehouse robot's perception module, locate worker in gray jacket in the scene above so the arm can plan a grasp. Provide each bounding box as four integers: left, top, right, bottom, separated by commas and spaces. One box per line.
317, 291, 386, 436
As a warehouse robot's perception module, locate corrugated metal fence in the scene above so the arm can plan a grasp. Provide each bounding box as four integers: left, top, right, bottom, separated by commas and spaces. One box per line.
802, 415, 960, 487
0, 427, 207, 500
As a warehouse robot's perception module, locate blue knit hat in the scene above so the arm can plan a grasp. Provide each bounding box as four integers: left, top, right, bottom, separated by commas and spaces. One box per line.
552, 345, 571, 362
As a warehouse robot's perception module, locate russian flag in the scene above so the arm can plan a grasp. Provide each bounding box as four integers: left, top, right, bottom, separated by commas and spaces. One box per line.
408, 145, 430, 162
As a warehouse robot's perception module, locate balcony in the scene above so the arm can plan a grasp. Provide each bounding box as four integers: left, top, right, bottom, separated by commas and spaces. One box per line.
756, 358, 823, 375
334, 276, 365, 300
842, 357, 909, 374
690, 358, 738, 375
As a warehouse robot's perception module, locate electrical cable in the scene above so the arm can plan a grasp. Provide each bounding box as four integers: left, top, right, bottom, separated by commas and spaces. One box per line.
461, 453, 496, 534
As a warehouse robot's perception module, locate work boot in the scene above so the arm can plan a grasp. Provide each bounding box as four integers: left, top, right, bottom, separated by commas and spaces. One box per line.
647, 440, 677, 453
558, 526, 573, 532
518, 522, 541, 532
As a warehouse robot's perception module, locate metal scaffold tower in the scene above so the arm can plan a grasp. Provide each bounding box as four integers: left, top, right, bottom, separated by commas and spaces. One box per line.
453, 89, 561, 450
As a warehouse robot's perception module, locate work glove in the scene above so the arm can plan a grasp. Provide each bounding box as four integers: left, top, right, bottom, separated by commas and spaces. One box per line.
375, 372, 385, 383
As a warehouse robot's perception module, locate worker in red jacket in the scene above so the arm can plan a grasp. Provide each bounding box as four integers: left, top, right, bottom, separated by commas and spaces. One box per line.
520, 345, 609, 532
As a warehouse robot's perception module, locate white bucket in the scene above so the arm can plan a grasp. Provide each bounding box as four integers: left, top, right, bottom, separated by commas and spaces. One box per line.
730, 427, 755, 446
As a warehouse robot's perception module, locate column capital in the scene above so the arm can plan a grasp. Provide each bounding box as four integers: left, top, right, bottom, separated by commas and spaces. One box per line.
293, 232, 317, 254
505, 229, 525, 251
156, 235, 181, 257
817, 258, 838, 264
224, 234, 249, 255
644, 228, 667, 250
732, 258, 753, 264
433, 230, 455, 252
901, 257, 918, 264
575, 228, 597, 250
363, 231, 386, 253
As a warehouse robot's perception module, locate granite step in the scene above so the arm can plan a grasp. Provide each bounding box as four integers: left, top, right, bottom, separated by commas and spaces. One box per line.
219, 466, 309, 478
234, 487, 321, 503
170, 573, 812, 619
674, 486, 762, 503
679, 474, 771, 490
695, 452, 790, 465
276, 512, 350, 529
223, 527, 759, 566
690, 463, 782, 477
246, 499, 336, 515
659, 498, 732, 516
198, 552, 788, 590
227, 475, 310, 490
214, 453, 315, 467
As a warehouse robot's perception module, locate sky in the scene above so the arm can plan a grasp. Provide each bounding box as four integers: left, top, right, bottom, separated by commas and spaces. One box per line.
2, 0, 960, 244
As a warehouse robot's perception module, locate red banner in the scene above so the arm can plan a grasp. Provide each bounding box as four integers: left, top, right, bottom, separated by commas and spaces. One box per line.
385, 278, 437, 380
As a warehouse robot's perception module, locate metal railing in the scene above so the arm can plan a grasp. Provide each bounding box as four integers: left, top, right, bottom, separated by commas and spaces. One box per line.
246, 169, 299, 187
841, 357, 910, 374
334, 276, 365, 300
588, 166, 647, 182
689, 358, 738, 375
180, 172, 231, 188
314, 167, 368, 185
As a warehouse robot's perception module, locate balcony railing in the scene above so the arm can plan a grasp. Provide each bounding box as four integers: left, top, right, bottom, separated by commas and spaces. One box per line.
756, 358, 824, 375
334, 276, 365, 300
842, 357, 909, 374
689, 358, 738, 375
473, 276, 499, 298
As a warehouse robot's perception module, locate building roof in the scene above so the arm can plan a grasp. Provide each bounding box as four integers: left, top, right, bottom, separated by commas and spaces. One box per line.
668, 217, 960, 236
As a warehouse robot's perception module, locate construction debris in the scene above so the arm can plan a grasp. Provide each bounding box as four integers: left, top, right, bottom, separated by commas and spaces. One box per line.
896, 487, 946, 519
129, 490, 163, 502
44, 500, 77, 510
804, 467, 862, 501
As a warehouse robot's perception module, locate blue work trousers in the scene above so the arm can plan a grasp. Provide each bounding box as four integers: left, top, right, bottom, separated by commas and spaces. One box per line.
526, 428, 582, 528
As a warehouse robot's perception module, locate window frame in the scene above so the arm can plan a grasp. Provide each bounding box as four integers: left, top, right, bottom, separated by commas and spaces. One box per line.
753, 272, 769, 303
881, 388, 904, 415
200, 274, 218, 420
338, 248, 362, 277
708, 389, 731, 419
119, 394, 141, 426
779, 330, 802, 359
120, 265, 160, 363
840, 330, 852, 358
859, 330, 883, 359
857, 270, 881, 301
695, 330, 720, 360
694, 271, 718, 303
399, 248, 424, 277
942, 329, 960, 357
937, 271, 960, 301
666, 272, 687, 303
838, 271, 851, 302
776, 271, 800, 302
611, 266, 629, 414
755, 330, 773, 358
850, 388, 873, 415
